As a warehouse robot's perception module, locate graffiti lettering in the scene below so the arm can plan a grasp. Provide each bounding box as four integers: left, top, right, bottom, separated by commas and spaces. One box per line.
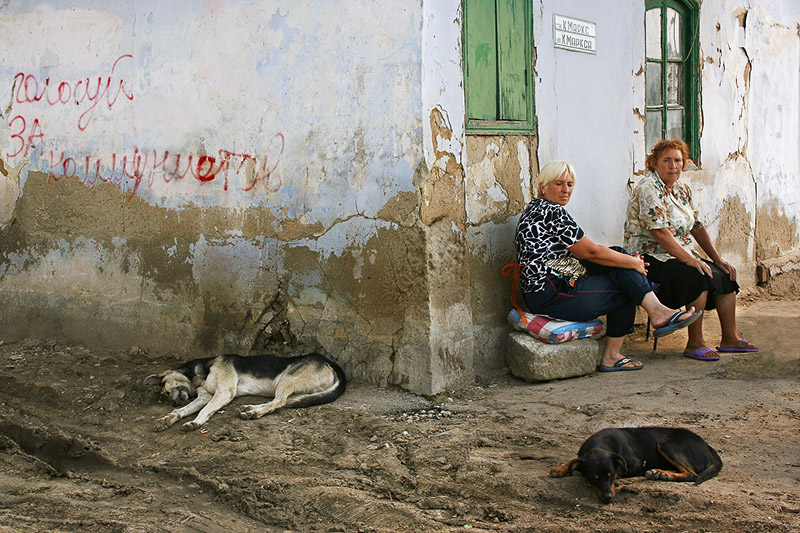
6, 115, 44, 159
13, 54, 134, 131
24, 133, 285, 199
5, 53, 285, 199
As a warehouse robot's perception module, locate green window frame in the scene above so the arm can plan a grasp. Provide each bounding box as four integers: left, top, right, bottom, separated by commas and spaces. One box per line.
463, 0, 534, 132
645, 0, 700, 159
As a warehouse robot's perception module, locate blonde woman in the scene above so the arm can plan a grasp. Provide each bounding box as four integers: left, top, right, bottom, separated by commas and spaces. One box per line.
515, 160, 701, 372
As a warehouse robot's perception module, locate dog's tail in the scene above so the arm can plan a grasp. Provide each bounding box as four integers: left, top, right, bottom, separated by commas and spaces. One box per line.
285, 356, 347, 409
695, 445, 723, 485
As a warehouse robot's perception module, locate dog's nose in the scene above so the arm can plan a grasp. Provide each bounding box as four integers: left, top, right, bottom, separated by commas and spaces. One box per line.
171, 387, 191, 406
601, 492, 614, 504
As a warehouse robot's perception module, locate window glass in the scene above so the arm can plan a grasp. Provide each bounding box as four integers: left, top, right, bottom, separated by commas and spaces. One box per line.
646, 62, 662, 106
667, 63, 683, 104
645, 8, 662, 59
644, 1, 699, 160
666, 108, 684, 140
646, 111, 663, 153
666, 8, 682, 60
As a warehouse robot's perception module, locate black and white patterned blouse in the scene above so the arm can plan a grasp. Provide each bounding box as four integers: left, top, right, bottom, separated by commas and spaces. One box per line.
515, 197, 585, 293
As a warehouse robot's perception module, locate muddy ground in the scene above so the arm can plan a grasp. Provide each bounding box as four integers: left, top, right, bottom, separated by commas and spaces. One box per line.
1, 296, 799, 532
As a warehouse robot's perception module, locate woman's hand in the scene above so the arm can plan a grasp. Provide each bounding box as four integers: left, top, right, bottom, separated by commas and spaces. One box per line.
632, 252, 648, 276
715, 259, 737, 281
684, 256, 713, 277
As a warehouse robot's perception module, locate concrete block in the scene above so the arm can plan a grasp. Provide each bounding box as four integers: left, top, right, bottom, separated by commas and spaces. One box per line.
506, 332, 600, 382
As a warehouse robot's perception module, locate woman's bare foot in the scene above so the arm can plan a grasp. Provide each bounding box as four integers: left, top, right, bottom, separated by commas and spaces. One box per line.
597, 337, 643, 371
650, 306, 697, 330
716, 338, 759, 353
597, 356, 643, 372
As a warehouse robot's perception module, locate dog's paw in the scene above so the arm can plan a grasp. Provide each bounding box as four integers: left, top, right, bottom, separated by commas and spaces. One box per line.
181, 420, 201, 432
645, 469, 675, 481
238, 405, 261, 419
153, 415, 177, 432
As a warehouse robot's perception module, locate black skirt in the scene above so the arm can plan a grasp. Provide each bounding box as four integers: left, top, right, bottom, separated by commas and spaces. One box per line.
643, 254, 739, 311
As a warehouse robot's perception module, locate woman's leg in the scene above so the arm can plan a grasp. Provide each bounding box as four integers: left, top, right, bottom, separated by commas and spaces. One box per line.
684, 291, 709, 353
527, 275, 644, 369
714, 291, 757, 349
530, 274, 637, 332
587, 256, 698, 330
639, 291, 698, 331
599, 335, 640, 370
643, 255, 709, 351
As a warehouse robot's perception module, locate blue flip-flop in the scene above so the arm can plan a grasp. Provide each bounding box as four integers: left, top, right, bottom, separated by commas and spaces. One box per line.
653, 310, 703, 338
596, 357, 643, 372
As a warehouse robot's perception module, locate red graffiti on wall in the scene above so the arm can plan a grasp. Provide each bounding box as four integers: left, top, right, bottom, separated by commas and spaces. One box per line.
12, 54, 134, 132
31, 133, 285, 199
5, 52, 286, 198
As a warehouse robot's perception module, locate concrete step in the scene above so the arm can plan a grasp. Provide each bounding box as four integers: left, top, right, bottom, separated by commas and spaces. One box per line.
506, 331, 600, 382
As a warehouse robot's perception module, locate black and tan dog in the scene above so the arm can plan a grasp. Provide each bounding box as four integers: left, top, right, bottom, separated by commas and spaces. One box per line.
550, 427, 722, 503
144, 353, 346, 432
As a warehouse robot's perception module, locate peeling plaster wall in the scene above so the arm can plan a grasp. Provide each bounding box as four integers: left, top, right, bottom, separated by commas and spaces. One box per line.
463, 135, 535, 375
0, 1, 438, 392
420, 1, 476, 392
691, 1, 800, 280
738, 4, 800, 262
2, 0, 798, 393
460, 0, 800, 374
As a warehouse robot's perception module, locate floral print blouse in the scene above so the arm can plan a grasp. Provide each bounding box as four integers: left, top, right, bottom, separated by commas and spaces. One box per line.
623, 172, 701, 262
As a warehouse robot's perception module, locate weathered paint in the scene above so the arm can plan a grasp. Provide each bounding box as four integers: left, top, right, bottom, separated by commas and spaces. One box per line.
455, 1, 800, 374
0, 0, 448, 394
1, 1, 798, 394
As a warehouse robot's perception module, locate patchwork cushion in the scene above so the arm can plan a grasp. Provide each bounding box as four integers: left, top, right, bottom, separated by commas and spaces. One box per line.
508, 309, 605, 344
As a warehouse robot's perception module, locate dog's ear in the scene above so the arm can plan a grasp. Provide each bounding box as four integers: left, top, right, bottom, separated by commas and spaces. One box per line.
143, 374, 164, 386
612, 453, 627, 473
567, 458, 582, 475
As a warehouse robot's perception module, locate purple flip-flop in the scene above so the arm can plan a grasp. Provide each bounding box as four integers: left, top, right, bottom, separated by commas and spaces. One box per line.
683, 347, 720, 361
716, 339, 759, 353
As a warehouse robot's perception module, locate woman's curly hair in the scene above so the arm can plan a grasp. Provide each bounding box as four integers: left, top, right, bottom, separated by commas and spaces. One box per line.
645, 139, 690, 172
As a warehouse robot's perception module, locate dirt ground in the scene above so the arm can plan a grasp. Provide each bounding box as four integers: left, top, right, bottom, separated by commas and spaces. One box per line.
1, 295, 799, 532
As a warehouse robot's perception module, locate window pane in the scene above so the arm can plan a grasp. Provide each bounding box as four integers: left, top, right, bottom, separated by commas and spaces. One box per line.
667, 108, 684, 140
646, 110, 663, 152
667, 62, 683, 104
666, 8, 682, 60
646, 62, 662, 106
645, 8, 661, 59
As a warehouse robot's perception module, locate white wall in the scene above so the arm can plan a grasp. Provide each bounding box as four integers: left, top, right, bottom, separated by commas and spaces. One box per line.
535, 0, 643, 246
1, 0, 422, 232
0, 1, 434, 389
536, 0, 800, 271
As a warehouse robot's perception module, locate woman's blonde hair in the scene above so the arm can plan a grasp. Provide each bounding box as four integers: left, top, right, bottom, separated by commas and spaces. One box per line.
535, 160, 576, 198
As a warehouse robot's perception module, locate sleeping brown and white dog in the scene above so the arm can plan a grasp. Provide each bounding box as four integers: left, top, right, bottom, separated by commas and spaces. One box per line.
144, 353, 346, 432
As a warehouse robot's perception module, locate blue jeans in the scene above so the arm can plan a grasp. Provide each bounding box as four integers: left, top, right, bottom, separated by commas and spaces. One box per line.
523, 248, 660, 338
